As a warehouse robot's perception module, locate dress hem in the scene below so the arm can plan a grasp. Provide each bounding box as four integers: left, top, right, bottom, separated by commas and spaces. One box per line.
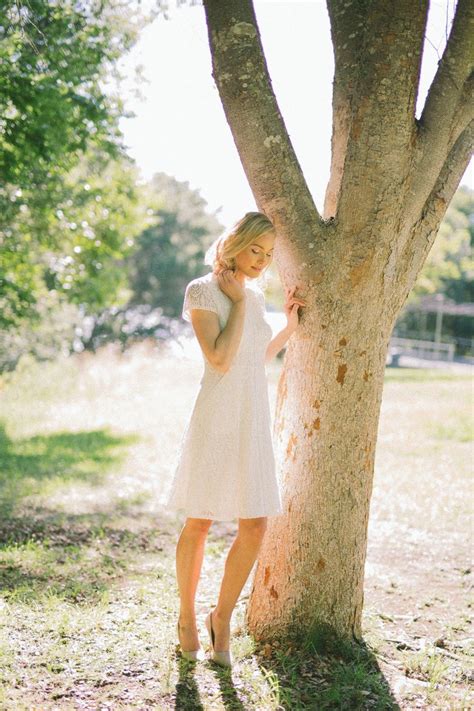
165, 504, 283, 521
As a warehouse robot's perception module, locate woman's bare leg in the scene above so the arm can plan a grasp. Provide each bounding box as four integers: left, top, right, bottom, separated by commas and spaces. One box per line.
212, 517, 267, 651
176, 517, 213, 650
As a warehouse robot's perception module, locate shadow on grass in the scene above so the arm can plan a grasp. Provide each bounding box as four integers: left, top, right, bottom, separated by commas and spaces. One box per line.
0, 502, 402, 707
0, 510, 168, 604
170, 624, 400, 710
173, 657, 206, 711
172, 653, 245, 711
206, 663, 246, 710
0, 421, 139, 516
249, 625, 400, 711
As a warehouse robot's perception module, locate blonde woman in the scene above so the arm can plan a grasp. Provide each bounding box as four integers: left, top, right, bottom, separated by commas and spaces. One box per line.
165, 211, 306, 667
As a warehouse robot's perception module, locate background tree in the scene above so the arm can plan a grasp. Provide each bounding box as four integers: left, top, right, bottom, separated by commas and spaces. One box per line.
201, 0, 473, 646
127, 172, 224, 317
40, 149, 146, 311
0, 0, 152, 327
411, 185, 473, 303
392, 185, 473, 354
0, 148, 147, 370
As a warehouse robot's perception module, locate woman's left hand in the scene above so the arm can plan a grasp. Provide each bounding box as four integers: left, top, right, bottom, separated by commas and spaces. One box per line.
283, 285, 307, 332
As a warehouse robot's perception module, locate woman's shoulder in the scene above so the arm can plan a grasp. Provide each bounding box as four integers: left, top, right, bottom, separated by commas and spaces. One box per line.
185, 272, 266, 301
185, 271, 216, 293
186, 272, 222, 302
182, 272, 219, 321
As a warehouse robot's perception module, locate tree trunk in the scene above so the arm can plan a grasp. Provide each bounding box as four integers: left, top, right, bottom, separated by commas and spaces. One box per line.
247, 297, 395, 642
202, 0, 474, 643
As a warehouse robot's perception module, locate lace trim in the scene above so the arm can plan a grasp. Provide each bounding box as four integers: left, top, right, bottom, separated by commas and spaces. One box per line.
182, 280, 218, 322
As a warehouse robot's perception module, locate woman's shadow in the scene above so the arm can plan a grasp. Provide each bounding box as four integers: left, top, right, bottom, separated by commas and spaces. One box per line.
174, 648, 245, 711
172, 622, 401, 710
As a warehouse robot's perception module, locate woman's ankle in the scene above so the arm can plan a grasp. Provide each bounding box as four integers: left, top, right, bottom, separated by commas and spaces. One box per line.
213, 607, 232, 624
178, 613, 196, 626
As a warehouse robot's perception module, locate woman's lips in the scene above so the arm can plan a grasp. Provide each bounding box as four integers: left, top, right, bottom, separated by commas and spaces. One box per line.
252, 267, 262, 272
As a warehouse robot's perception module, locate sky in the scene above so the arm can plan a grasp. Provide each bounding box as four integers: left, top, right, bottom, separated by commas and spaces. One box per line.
118, 0, 472, 230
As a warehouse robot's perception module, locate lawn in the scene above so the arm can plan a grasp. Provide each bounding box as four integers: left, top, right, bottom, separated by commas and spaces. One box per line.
0, 341, 472, 710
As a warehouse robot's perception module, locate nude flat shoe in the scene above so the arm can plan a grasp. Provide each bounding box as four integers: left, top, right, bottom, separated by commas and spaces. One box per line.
177, 621, 205, 662
205, 608, 232, 668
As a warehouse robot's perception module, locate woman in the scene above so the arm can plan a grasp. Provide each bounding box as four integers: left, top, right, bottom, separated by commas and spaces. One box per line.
165, 211, 306, 667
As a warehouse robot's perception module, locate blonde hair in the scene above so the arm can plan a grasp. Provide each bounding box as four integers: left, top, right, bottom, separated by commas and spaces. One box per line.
205, 211, 275, 287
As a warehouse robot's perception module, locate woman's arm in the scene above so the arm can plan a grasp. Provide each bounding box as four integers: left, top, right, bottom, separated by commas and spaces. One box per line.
264, 285, 307, 364
187, 270, 247, 374
190, 297, 246, 374
265, 326, 295, 365
214, 297, 246, 371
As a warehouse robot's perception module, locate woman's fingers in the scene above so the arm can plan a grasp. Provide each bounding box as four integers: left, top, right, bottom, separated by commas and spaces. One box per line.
285, 285, 305, 300
287, 297, 306, 305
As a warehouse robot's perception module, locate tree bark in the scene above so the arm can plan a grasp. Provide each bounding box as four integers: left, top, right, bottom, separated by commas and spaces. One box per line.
202, 0, 474, 643
252, 306, 396, 643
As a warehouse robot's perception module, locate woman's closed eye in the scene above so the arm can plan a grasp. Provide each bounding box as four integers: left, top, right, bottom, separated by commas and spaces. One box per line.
252, 249, 272, 257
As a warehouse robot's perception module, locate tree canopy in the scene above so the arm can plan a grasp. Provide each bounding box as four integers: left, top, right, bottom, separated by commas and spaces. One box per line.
0, 0, 151, 327
413, 185, 473, 303
126, 172, 224, 316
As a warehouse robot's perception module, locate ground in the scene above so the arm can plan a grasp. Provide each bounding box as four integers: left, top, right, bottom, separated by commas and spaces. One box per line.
0, 340, 472, 710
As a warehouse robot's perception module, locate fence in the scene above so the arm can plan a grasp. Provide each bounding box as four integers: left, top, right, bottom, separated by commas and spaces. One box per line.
389, 336, 455, 363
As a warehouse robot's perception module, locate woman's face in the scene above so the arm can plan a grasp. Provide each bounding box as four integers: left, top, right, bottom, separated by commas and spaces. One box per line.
234, 231, 275, 279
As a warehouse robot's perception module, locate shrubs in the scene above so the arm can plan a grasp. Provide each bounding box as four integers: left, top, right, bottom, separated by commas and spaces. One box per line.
0, 297, 185, 373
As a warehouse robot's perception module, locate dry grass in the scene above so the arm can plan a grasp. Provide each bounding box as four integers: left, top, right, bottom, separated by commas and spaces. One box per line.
0, 340, 472, 710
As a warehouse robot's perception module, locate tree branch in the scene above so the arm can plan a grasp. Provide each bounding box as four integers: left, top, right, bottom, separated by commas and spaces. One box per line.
418, 0, 473, 141
325, 0, 429, 226
399, 0, 473, 243
324, 0, 366, 220
202, 0, 325, 260
396, 119, 473, 304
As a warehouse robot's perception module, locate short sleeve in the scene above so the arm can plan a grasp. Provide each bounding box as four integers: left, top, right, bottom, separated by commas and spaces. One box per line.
182, 281, 219, 322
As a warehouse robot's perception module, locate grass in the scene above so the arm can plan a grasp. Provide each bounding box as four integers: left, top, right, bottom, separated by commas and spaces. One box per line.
0, 341, 472, 709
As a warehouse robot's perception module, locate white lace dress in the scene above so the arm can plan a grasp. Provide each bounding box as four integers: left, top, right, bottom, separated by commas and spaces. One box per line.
164, 271, 283, 521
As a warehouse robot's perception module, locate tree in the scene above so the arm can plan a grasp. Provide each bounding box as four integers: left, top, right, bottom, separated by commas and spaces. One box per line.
411, 185, 473, 303
0, 0, 151, 326
127, 173, 224, 317
41, 149, 147, 309
0, 148, 146, 330
202, 0, 473, 645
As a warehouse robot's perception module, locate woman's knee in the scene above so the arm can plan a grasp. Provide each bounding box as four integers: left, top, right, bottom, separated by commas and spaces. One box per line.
238, 516, 268, 539
184, 517, 213, 535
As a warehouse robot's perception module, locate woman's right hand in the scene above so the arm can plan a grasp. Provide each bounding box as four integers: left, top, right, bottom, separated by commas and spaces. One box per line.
216, 269, 246, 304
